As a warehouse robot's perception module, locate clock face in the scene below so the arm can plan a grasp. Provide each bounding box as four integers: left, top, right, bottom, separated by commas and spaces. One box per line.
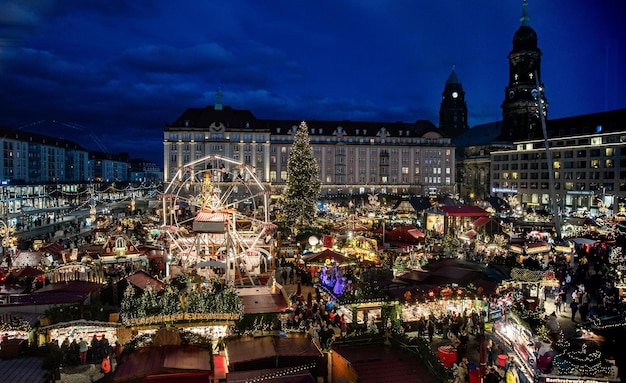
508, 90, 515, 99
452, 91, 458, 99
531, 89, 538, 99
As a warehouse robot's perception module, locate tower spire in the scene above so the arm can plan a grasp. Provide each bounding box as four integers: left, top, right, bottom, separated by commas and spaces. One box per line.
214, 87, 223, 110
520, 0, 530, 27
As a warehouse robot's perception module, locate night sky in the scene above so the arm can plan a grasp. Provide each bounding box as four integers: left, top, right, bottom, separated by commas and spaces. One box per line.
1, 1, 624, 167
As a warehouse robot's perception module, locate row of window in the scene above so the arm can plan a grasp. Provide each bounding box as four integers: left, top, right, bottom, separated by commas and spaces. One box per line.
495, 171, 618, 180
493, 159, 617, 171
493, 147, 622, 162
493, 181, 619, 192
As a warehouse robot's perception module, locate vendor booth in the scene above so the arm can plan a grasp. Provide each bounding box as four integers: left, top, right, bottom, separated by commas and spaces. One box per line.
39, 319, 121, 347
493, 313, 536, 383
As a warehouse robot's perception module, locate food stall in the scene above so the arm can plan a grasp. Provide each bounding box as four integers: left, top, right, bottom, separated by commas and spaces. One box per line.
39, 319, 122, 347
401, 297, 487, 325
493, 312, 537, 383
0, 312, 40, 358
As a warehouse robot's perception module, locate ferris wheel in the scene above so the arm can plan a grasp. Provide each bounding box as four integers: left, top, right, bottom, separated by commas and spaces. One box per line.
161, 155, 275, 284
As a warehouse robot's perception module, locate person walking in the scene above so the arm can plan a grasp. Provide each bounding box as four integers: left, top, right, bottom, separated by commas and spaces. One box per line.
427, 319, 435, 342
554, 294, 562, 314
78, 338, 88, 364
570, 300, 579, 322
101, 354, 113, 382
505, 365, 520, 383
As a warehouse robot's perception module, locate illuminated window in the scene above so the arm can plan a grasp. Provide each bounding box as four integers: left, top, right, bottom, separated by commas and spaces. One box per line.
591, 137, 602, 145
553, 161, 560, 169
606, 148, 614, 156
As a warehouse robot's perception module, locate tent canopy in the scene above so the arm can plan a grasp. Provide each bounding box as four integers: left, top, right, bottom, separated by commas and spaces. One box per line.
386, 224, 425, 244
439, 205, 489, 217
301, 249, 351, 265
10, 266, 44, 278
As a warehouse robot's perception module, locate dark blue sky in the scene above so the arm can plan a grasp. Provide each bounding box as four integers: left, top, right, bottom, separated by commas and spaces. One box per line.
0, 1, 624, 167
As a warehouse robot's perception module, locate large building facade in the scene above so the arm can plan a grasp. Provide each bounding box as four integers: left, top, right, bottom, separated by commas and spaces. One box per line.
163, 99, 456, 199
490, 109, 626, 215
0, 126, 90, 184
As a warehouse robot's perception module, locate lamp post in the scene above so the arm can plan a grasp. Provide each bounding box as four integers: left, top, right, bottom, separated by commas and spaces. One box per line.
1, 220, 16, 269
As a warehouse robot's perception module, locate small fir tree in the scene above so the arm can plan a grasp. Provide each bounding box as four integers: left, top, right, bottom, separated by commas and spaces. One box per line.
280, 121, 321, 230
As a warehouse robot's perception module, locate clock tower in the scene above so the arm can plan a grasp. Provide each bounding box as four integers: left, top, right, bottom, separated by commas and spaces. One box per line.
439, 67, 468, 138
501, 0, 548, 141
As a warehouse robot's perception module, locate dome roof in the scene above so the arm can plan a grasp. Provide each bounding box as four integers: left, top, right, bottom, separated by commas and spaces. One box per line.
513, 25, 538, 51
512, 0, 538, 51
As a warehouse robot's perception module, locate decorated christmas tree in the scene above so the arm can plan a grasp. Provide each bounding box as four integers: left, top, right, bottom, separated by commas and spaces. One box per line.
279, 121, 321, 230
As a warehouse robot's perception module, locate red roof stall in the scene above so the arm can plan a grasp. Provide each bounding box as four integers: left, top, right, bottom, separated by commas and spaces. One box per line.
438, 205, 490, 235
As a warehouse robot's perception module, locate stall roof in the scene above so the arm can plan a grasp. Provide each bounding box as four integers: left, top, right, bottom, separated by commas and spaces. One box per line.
40, 319, 122, 331
10, 266, 44, 278
472, 217, 492, 227
114, 345, 213, 383
386, 224, 426, 244
9, 280, 102, 305
439, 205, 490, 217
335, 344, 438, 383
126, 270, 165, 293
226, 336, 322, 366
0, 357, 49, 383
11, 251, 43, 267
40, 242, 66, 255
395, 258, 502, 294
301, 249, 351, 265
238, 286, 288, 314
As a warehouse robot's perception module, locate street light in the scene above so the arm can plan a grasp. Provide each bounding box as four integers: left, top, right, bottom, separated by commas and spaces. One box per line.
0, 220, 16, 268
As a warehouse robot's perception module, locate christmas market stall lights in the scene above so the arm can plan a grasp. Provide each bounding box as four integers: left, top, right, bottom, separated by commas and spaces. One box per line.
39, 319, 121, 348
493, 311, 620, 383
0, 312, 40, 344
494, 312, 538, 383
119, 275, 242, 346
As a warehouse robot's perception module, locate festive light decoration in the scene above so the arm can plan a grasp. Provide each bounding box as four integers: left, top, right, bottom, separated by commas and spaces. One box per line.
0, 317, 32, 333
245, 362, 316, 382
120, 279, 242, 325
552, 344, 614, 378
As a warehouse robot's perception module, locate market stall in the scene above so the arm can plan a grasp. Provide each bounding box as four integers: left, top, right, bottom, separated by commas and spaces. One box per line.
39, 319, 121, 347
0, 312, 40, 345
401, 298, 487, 326
0, 312, 41, 358
493, 313, 537, 383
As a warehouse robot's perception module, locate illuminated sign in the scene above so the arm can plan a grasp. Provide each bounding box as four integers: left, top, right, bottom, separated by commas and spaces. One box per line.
491, 188, 518, 193
543, 378, 613, 383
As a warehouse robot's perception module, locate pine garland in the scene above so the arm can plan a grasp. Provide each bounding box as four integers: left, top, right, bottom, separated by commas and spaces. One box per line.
119, 279, 243, 325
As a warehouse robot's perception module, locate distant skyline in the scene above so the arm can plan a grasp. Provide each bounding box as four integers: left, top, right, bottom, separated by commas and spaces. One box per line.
0, 1, 624, 167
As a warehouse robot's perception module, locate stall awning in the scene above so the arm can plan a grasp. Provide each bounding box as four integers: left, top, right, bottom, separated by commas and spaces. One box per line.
302, 249, 352, 265
439, 205, 490, 217
126, 271, 165, 292
41, 242, 65, 255
472, 217, 491, 227
463, 229, 477, 239
526, 242, 550, 254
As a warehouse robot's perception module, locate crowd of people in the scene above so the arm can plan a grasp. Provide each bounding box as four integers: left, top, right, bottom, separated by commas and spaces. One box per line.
53, 335, 121, 367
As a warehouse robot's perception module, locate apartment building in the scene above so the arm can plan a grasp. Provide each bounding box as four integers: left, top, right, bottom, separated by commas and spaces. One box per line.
163, 102, 455, 199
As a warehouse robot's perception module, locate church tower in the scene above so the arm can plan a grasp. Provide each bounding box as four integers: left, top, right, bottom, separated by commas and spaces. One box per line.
439, 67, 468, 138
501, 0, 548, 141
